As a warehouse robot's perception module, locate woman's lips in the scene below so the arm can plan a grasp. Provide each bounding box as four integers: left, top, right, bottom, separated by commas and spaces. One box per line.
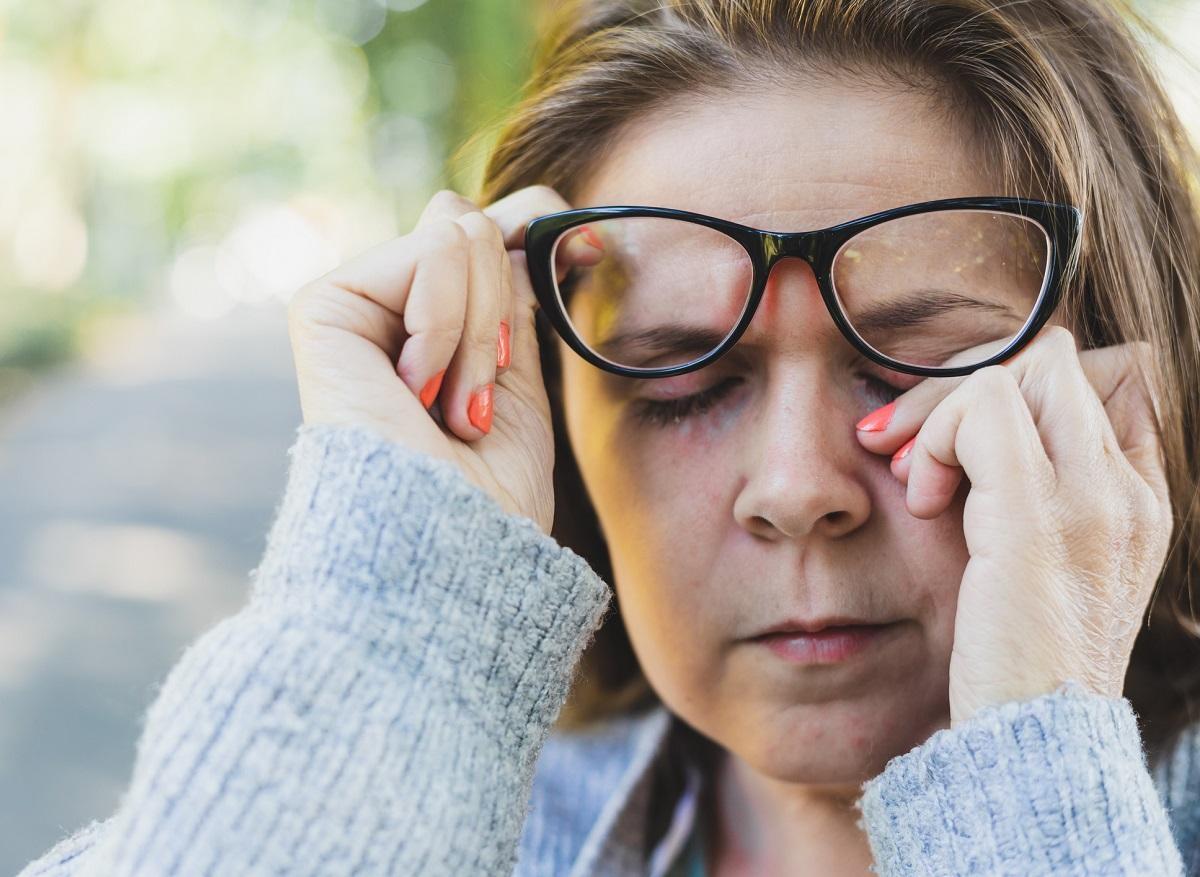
751, 623, 897, 664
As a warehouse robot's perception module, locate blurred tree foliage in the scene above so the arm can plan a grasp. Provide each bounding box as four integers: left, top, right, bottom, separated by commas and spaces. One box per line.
0, 0, 542, 400
375, 0, 538, 195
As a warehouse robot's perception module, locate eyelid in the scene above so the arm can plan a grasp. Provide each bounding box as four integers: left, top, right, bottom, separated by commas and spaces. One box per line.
631, 377, 740, 427
627, 353, 919, 399
637, 376, 712, 400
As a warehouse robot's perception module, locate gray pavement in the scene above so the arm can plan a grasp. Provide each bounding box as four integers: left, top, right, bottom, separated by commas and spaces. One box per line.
0, 300, 302, 873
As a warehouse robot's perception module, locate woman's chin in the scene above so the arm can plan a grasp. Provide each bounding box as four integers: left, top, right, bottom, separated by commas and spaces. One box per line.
728, 692, 952, 784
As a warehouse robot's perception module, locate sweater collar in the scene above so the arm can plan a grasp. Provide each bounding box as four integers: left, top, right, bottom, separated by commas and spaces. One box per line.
563, 704, 674, 876
566, 704, 713, 877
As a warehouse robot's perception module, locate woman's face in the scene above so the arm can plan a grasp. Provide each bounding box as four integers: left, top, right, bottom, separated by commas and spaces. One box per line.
560, 79, 1042, 787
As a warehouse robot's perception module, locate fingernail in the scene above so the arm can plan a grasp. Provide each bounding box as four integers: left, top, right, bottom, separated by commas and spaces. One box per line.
419, 369, 446, 409
468, 383, 494, 434
893, 436, 916, 462
497, 321, 511, 369
579, 225, 604, 251
856, 401, 896, 432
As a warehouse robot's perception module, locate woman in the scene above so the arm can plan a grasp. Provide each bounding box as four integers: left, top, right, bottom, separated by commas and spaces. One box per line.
19, 0, 1200, 874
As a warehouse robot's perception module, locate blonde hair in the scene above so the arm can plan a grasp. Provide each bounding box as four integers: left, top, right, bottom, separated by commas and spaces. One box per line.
469, 0, 1200, 763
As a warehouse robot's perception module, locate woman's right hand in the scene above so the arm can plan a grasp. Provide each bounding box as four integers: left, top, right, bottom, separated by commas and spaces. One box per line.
286, 185, 603, 536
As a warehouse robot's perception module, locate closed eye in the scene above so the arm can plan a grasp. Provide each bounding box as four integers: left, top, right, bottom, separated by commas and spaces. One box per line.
632, 376, 742, 427
631, 374, 907, 429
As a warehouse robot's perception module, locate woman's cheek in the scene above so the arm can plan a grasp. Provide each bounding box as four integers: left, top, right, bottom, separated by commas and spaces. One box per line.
619, 416, 740, 516
895, 484, 972, 649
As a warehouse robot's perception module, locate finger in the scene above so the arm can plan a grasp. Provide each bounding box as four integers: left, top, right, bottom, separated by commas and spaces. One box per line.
292, 225, 458, 367
439, 209, 504, 440
497, 247, 514, 376
1078, 341, 1170, 511
951, 328, 1153, 506
482, 184, 574, 248
554, 224, 608, 283
417, 187, 475, 228
896, 364, 1055, 521
408, 189, 501, 429
482, 184, 606, 284
854, 336, 1015, 455
964, 330, 1161, 473
891, 326, 1091, 513
860, 326, 1097, 468
389, 219, 469, 414
394, 192, 484, 416
869, 325, 1167, 526
984, 326, 1111, 481
507, 248, 537, 315
889, 432, 965, 506
505, 248, 546, 389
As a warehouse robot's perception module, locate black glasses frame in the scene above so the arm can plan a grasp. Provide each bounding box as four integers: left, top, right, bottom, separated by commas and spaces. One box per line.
524, 196, 1082, 379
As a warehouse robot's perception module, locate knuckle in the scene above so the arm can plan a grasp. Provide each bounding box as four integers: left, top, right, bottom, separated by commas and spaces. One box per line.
419, 217, 468, 251
530, 183, 570, 208
458, 210, 504, 245
1043, 324, 1078, 350
421, 323, 465, 350
287, 282, 327, 326
430, 188, 469, 210
288, 285, 355, 337
287, 281, 315, 314
1021, 325, 1077, 373
972, 364, 1017, 395
465, 316, 498, 353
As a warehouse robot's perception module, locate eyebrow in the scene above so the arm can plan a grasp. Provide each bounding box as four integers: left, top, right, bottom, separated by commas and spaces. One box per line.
594, 325, 730, 364
850, 290, 1026, 335
593, 290, 1026, 363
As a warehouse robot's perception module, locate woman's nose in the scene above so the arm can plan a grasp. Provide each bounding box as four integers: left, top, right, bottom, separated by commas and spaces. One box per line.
731, 370, 873, 542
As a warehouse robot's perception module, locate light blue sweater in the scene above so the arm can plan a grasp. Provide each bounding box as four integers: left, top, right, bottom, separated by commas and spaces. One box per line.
16, 423, 1200, 875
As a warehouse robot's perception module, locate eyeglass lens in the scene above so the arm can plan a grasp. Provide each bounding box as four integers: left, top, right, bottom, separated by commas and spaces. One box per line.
550, 210, 1051, 372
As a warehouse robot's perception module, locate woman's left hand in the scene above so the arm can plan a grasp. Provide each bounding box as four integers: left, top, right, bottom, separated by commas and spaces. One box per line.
855, 325, 1174, 727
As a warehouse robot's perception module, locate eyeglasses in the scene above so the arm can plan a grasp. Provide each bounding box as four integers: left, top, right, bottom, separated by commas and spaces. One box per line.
523, 196, 1082, 379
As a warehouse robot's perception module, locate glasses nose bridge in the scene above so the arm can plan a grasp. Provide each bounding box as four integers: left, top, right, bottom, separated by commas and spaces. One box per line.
762, 230, 822, 268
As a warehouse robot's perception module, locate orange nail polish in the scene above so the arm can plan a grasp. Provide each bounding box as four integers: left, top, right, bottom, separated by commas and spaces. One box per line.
468, 383, 494, 433
579, 225, 604, 250
856, 401, 896, 432
497, 321, 510, 368
419, 369, 446, 409
893, 437, 916, 462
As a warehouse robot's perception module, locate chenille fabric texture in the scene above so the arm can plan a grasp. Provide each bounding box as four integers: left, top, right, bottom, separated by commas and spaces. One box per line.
16, 422, 1200, 876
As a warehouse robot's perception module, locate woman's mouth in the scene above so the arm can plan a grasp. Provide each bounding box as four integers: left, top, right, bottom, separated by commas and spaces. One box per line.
750, 622, 899, 664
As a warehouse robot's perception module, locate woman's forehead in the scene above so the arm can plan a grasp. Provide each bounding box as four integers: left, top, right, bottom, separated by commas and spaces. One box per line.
572, 82, 994, 231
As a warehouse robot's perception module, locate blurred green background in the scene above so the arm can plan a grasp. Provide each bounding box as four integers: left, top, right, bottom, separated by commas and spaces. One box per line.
0, 0, 1196, 872
0, 0, 537, 409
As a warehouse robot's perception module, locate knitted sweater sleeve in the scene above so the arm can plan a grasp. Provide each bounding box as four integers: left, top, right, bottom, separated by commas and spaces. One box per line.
856, 681, 1188, 876
16, 422, 612, 876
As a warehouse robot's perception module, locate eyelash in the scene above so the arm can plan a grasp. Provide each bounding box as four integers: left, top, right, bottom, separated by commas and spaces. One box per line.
632, 375, 906, 428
